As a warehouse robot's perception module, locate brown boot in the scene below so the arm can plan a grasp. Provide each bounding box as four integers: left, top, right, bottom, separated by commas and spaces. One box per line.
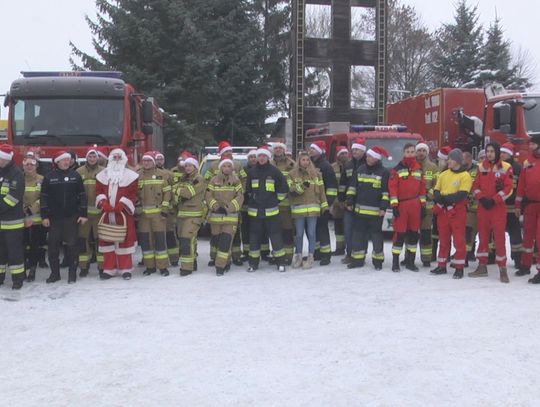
468, 264, 488, 278
499, 266, 509, 283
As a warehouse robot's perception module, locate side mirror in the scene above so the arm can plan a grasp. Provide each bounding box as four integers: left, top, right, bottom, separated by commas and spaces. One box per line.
142, 124, 153, 136
3, 93, 10, 108
522, 99, 538, 111
141, 100, 153, 123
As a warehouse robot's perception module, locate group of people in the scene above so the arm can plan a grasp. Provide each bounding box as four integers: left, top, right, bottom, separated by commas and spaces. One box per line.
1, 132, 540, 290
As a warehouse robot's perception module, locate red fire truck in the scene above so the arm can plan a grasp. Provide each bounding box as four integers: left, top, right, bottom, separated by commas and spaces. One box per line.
2, 71, 163, 167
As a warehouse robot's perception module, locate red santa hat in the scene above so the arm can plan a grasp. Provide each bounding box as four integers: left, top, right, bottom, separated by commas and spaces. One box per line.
256, 145, 272, 159
53, 150, 71, 163
218, 155, 234, 168
415, 141, 430, 152
366, 146, 390, 161
0, 144, 13, 161
438, 146, 452, 161
142, 151, 155, 163
85, 147, 99, 158
154, 151, 165, 160
351, 138, 366, 152
184, 155, 199, 169
336, 146, 349, 157
310, 140, 326, 155
218, 141, 233, 155
247, 149, 257, 158
500, 142, 514, 156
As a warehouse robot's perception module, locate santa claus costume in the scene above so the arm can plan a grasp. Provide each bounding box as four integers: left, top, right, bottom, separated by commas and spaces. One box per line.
95, 149, 139, 279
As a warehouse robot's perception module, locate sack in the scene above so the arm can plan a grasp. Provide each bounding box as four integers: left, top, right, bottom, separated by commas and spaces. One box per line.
98, 212, 127, 243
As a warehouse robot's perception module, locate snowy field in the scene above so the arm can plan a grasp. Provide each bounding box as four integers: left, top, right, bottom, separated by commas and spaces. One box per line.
1, 235, 540, 407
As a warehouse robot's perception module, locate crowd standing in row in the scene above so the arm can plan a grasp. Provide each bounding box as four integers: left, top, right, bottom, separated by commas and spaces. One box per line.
1, 133, 540, 290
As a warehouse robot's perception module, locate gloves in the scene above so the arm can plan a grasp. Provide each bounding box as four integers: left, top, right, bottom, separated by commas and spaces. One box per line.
101, 201, 114, 213
495, 179, 504, 192
421, 206, 426, 219
303, 181, 310, 188
215, 207, 227, 214
392, 207, 400, 218
479, 197, 495, 209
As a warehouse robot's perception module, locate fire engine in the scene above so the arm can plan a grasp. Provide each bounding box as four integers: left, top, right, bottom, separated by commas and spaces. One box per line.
2, 71, 163, 168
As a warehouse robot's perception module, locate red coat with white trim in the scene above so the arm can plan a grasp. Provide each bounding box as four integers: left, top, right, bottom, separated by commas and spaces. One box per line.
95, 169, 139, 253
388, 159, 426, 207
472, 159, 513, 206
516, 156, 540, 209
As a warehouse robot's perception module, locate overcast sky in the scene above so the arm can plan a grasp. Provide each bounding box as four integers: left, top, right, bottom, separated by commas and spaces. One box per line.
1, 0, 538, 119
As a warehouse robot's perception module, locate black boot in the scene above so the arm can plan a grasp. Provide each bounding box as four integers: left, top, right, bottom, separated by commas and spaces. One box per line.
487, 251, 496, 265
392, 254, 401, 272
400, 251, 409, 266
373, 260, 383, 271
528, 272, 540, 284
26, 267, 36, 282
347, 259, 365, 269
332, 249, 345, 256
422, 260, 431, 268
453, 269, 464, 279
516, 266, 531, 276
0, 272, 4, 286
430, 266, 447, 275
79, 268, 89, 278
513, 252, 522, 269
208, 260, 215, 267
431, 239, 438, 262
232, 257, 243, 266
216, 267, 224, 276
122, 272, 132, 280
405, 251, 419, 272
194, 259, 198, 271
180, 269, 192, 277
320, 255, 331, 266
313, 250, 321, 261
46, 271, 61, 284
38, 249, 48, 268
160, 268, 170, 276
100, 272, 113, 280
143, 268, 156, 276
68, 268, 77, 284
12, 273, 24, 290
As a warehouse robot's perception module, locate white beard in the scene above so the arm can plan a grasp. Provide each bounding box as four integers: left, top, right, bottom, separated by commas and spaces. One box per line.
107, 160, 126, 185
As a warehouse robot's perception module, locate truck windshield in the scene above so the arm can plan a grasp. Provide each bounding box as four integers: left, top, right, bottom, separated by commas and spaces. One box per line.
11, 98, 124, 146
524, 97, 540, 135
365, 138, 419, 168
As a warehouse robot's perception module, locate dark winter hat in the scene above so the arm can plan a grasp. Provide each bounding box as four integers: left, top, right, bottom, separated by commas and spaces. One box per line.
448, 148, 463, 165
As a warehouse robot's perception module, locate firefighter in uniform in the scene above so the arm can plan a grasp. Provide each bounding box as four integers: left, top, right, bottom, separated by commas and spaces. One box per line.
389, 143, 426, 272
469, 142, 513, 283
430, 149, 472, 279
309, 141, 338, 266
515, 134, 540, 282
27, 148, 49, 267
271, 141, 296, 265
77, 148, 105, 277
156, 151, 180, 266
463, 152, 479, 265
174, 155, 205, 276
415, 142, 438, 267
339, 139, 366, 263
136, 152, 172, 276
346, 146, 390, 270
331, 146, 349, 256
431, 146, 451, 262
205, 156, 244, 276
500, 142, 523, 270
22, 154, 45, 282
245, 146, 289, 272
205, 141, 247, 265
241, 149, 258, 260
0, 145, 26, 289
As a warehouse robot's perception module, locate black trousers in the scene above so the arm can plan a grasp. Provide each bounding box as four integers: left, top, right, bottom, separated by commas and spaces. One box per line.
350, 215, 384, 265
24, 225, 46, 269
506, 212, 523, 255
248, 215, 284, 267
0, 228, 25, 283
316, 211, 332, 260
48, 216, 79, 274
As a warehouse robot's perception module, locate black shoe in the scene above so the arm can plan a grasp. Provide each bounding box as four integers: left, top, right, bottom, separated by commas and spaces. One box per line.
332, 249, 345, 256
160, 269, 170, 277
79, 268, 89, 278
247, 265, 258, 272
405, 256, 419, 272
46, 273, 61, 284
26, 267, 36, 282
232, 258, 243, 266
180, 269, 192, 277
208, 260, 215, 267
422, 261, 431, 268
68, 270, 77, 284
100, 273, 113, 280
515, 266, 531, 276
12, 273, 24, 290
38, 259, 49, 268
430, 266, 447, 275
320, 257, 331, 266
373, 260, 383, 271
143, 268, 156, 276
216, 267, 224, 276
392, 255, 401, 273
347, 261, 365, 269
528, 272, 540, 284
453, 269, 464, 279
122, 272, 132, 280
194, 259, 198, 271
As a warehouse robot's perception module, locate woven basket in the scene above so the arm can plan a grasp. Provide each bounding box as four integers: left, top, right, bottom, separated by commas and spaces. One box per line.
98, 212, 127, 243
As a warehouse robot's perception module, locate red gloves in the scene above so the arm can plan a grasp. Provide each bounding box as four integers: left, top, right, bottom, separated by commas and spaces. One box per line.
101, 201, 114, 213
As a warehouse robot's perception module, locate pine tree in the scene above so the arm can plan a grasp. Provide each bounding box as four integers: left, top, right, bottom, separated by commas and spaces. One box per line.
432, 0, 484, 87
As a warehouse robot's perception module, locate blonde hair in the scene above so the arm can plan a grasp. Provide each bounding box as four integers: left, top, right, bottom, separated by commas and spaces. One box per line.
296, 151, 318, 178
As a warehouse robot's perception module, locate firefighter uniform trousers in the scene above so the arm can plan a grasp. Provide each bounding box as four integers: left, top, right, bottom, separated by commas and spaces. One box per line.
331, 162, 345, 253
0, 228, 25, 284
137, 169, 171, 270
272, 157, 296, 263
418, 161, 438, 264
248, 212, 285, 267
166, 215, 179, 265
476, 205, 508, 266
351, 215, 385, 265
435, 204, 467, 269
177, 217, 202, 271
392, 199, 422, 258
23, 172, 45, 271
25, 226, 46, 269
521, 203, 540, 271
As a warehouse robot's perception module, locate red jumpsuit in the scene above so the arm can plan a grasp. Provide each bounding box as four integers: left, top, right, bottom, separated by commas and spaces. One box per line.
472, 159, 513, 267
389, 159, 426, 255
516, 156, 540, 271
96, 169, 139, 276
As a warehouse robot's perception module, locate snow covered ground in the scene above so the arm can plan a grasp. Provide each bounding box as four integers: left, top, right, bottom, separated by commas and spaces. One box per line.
1, 236, 540, 407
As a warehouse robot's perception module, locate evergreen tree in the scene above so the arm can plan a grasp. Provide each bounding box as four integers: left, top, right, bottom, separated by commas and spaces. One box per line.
432, 0, 484, 87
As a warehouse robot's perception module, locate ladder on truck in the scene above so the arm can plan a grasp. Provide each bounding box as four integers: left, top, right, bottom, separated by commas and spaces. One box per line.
294, 0, 305, 154
376, 0, 387, 125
